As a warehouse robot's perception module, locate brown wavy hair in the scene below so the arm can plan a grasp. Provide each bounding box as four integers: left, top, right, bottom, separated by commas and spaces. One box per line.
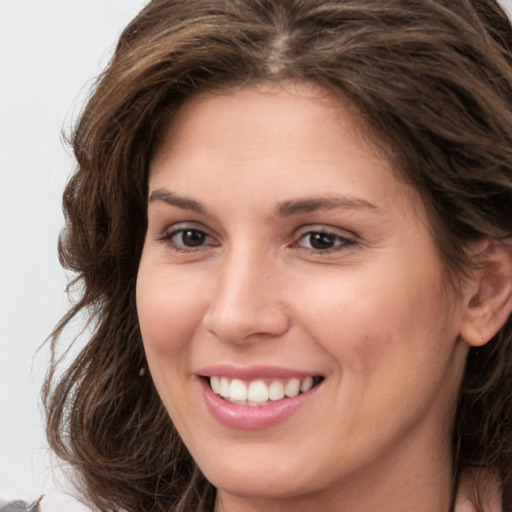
43, 1, 512, 510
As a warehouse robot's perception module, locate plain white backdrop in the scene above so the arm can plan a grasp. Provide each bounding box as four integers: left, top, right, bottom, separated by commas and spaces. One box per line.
1, 0, 512, 507
0, 0, 147, 504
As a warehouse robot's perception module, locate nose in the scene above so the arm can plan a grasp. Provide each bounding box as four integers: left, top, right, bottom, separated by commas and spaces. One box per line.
201, 250, 290, 344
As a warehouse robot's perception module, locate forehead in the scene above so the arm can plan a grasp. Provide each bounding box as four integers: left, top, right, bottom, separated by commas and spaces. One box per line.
154, 83, 383, 165
149, 82, 418, 218
155, 82, 377, 152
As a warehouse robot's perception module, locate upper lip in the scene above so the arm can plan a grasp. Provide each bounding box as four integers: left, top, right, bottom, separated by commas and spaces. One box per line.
197, 364, 322, 380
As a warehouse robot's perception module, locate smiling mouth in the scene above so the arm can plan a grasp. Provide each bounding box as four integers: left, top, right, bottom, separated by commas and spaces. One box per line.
205, 375, 324, 406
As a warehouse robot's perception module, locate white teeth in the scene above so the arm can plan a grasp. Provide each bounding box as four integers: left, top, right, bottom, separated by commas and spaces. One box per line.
268, 380, 285, 401
284, 378, 301, 398
300, 376, 313, 393
229, 379, 248, 401
219, 377, 230, 397
248, 380, 269, 402
210, 376, 220, 394
209, 375, 319, 404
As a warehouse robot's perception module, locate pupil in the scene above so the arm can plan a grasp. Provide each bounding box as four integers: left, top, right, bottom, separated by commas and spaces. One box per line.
310, 232, 335, 249
183, 230, 205, 246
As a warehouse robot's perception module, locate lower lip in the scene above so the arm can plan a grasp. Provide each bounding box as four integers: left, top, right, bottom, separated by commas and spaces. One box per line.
199, 378, 320, 430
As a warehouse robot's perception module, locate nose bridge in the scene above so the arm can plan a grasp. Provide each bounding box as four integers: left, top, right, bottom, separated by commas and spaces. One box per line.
202, 242, 289, 343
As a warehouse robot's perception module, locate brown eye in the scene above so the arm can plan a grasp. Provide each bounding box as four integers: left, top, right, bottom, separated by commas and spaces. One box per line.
295, 229, 356, 253
179, 229, 206, 247
307, 232, 338, 250
163, 227, 217, 252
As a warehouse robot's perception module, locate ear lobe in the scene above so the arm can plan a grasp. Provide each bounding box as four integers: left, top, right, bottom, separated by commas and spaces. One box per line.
460, 239, 512, 347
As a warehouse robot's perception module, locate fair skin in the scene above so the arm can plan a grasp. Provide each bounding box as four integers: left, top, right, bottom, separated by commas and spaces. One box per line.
136, 83, 493, 512
455, 469, 503, 512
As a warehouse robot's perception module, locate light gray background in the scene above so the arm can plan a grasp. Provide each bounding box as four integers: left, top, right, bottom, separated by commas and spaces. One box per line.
1, 0, 511, 504
0, 0, 146, 501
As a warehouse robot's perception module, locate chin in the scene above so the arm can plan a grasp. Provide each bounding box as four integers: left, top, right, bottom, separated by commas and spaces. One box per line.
209, 473, 303, 502
198, 451, 321, 501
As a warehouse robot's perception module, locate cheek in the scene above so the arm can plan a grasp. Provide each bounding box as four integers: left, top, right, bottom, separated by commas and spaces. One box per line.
292, 260, 458, 380
296, 269, 463, 448
137, 263, 201, 350
136, 263, 209, 427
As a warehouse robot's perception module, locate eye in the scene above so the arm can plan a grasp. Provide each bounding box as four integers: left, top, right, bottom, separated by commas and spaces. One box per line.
174, 229, 207, 247
160, 226, 218, 252
293, 228, 357, 253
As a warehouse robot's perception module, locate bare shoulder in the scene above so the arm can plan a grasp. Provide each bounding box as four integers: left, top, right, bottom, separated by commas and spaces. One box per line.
454, 468, 503, 512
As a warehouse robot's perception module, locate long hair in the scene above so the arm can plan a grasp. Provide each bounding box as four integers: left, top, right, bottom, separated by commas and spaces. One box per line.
43, 1, 512, 510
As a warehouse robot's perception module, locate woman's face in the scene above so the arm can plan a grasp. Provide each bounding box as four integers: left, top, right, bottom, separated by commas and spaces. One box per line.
137, 83, 470, 510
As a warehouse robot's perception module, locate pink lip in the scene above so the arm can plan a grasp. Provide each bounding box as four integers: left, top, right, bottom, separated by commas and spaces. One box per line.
198, 368, 322, 430
197, 364, 318, 380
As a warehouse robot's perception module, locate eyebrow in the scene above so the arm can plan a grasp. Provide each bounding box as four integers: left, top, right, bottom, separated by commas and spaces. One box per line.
149, 189, 208, 215
276, 196, 378, 216
149, 189, 378, 216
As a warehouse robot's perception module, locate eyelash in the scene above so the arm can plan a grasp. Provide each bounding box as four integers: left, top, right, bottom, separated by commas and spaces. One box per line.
158, 226, 357, 254
159, 227, 218, 253
291, 228, 357, 254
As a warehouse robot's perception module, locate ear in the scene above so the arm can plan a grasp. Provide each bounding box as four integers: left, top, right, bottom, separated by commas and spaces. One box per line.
459, 238, 512, 347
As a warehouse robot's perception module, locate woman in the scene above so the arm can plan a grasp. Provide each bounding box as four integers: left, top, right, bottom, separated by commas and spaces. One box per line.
43, 1, 512, 511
